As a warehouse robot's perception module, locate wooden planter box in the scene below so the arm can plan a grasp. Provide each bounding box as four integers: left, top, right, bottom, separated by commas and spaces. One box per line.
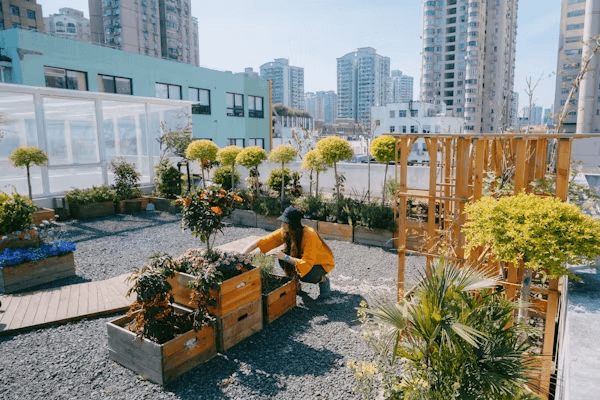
116, 198, 150, 214
106, 305, 217, 385
216, 299, 262, 353
406, 220, 427, 251
262, 277, 298, 325
227, 209, 257, 227
301, 219, 318, 230
353, 226, 395, 249
168, 267, 262, 317
317, 221, 353, 242
256, 215, 280, 231
0, 252, 75, 294
0, 229, 39, 251
32, 208, 55, 225
150, 197, 181, 213
70, 201, 116, 219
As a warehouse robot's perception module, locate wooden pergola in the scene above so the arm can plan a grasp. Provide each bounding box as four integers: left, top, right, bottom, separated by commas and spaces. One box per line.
390, 132, 600, 399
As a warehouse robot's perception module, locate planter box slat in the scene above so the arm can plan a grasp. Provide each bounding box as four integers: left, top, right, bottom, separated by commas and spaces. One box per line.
116, 198, 150, 214
32, 208, 55, 226
228, 209, 257, 227
149, 197, 181, 213
0, 229, 40, 251
70, 201, 115, 219
317, 221, 353, 242
354, 226, 394, 249
0, 253, 76, 293
263, 278, 298, 325
216, 299, 262, 353
107, 305, 217, 385
301, 219, 318, 230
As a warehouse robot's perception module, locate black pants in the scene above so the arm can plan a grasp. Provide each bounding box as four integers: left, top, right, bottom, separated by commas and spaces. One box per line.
300, 265, 327, 284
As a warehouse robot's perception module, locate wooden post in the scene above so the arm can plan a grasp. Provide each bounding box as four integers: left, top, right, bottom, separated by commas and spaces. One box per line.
555, 138, 572, 200
527, 139, 538, 193
454, 137, 470, 260
444, 138, 452, 232
535, 139, 548, 180
268, 80, 273, 151
473, 139, 485, 202
426, 138, 438, 276
397, 137, 410, 301
514, 138, 527, 194
540, 278, 560, 397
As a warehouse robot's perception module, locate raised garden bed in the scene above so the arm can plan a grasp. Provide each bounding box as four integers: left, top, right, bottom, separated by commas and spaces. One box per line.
317, 221, 353, 242
0, 252, 75, 293
216, 298, 262, 353
106, 304, 217, 385
149, 197, 181, 214
256, 215, 280, 231
0, 228, 39, 251
70, 201, 115, 219
354, 226, 394, 249
116, 198, 151, 214
228, 209, 257, 227
262, 275, 298, 325
32, 208, 55, 226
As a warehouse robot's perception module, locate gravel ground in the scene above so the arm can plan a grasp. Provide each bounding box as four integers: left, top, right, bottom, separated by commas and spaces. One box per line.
0, 211, 425, 400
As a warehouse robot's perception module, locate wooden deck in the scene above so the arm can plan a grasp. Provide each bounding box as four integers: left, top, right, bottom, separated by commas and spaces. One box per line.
0, 236, 260, 337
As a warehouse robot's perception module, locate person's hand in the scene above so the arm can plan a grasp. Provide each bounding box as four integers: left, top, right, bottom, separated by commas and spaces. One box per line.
276, 250, 286, 261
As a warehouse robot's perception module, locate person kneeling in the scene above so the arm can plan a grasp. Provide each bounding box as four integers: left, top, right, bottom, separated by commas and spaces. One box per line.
242, 207, 335, 299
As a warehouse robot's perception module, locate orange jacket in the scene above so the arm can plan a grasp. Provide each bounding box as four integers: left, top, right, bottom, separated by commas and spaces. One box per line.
256, 226, 335, 278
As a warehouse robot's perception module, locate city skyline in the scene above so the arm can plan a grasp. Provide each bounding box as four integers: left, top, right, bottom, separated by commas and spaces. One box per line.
39, 0, 560, 111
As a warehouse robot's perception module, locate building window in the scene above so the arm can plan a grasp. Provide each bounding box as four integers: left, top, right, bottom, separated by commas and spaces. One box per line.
248, 138, 264, 148
402, 126, 407, 133
155, 82, 181, 99
410, 126, 418, 133
226, 92, 244, 117
565, 49, 583, 55
389, 110, 395, 118
99, 74, 132, 95
410, 110, 418, 117
567, 10, 585, 18
248, 95, 263, 118
10, 6, 19, 16
389, 126, 395, 133
567, 23, 584, 30
565, 36, 582, 43
44, 67, 88, 91
398, 110, 407, 118
0, 66, 12, 83
12, 23, 21, 29
227, 138, 245, 147
189, 87, 211, 115
27, 10, 35, 19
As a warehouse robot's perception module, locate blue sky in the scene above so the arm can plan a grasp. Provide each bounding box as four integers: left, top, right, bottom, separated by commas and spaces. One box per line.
41, 0, 561, 111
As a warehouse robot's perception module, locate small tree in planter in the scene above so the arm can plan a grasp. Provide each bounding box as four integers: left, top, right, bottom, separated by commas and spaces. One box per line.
0, 190, 37, 236
110, 158, 141, 200
153, 160, 182, 199
212, 166, 240, 190
217, 145, 242, 190
266, 168, 292, 193
177, 188, 244, 252
316, 136, 353, 199
301, 148, 328, 197
9, 147, 48, 200
269, 144, 298, 206
185, 140, 219, 189
369, 135, 398, 205
235, 146, 267, 196
464, 192, 600, 323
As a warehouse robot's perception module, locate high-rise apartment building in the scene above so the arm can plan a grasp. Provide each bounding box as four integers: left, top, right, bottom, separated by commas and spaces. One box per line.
0, 0, 44, 32
44, 8, 90, 43
524, 105, 543, 125
391, 70, 414, 103
259, 58, 304, 109
510, 91, 519, 129
305, 91, 338, 123
337, 47, 390, 125
89, 0, 199, 66
420, 0, 519, 132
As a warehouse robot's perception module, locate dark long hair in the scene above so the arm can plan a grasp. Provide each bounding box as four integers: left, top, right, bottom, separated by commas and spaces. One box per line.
281, 223, 303, 277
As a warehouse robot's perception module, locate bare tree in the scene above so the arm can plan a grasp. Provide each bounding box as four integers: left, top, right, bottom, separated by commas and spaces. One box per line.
523, 73, 544, 133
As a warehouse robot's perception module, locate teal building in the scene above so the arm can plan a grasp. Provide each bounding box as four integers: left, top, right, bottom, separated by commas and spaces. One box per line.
0, 29, 270, 150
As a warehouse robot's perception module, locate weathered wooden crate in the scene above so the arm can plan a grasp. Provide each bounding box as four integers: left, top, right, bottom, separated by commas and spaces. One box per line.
262, 277, 298, 325
256, 215, 280, 231
317, 221, 353, 242
0, 229, 39, 251
228, 209, 257, 227
150, 197, 181, 213
106, 305, 217, 385
353, 226, 395, 249
70, 201, 116, 219
168, 267, 262, 317
216, 298, 262, 353
32, 208, 55, 225
0, 252, 76, 294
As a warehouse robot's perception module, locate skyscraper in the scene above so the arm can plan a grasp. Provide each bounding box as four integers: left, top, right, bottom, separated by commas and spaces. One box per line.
420, 0, 519, 132
510, 91, 519, 129
0, 0, 44, 32
304, 91, 338, 123
337, 47, 390, 125
391, 70, 414, 103
44, 8, 90, 43
89, 0, 199, 66
259, 58, 305, 109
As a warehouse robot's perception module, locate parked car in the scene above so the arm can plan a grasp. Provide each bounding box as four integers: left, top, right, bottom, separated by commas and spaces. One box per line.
350, 154, 376, 163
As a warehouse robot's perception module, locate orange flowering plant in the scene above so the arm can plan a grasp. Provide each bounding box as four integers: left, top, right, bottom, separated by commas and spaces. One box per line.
177, 187, 244, 251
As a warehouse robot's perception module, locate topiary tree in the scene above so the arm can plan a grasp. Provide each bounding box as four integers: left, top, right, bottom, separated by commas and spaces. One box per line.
235, 146, 267, 195
217, 145, 242, 190
316, 136, 353, 198
301, 149, 328, 197
185, 140, 219, 188
266, 167, 292, 192
212, 166, 240, 190
464, 192, 600, 322
269, 144, 298, 206
369, 135, 399, 205
9, 146, 48, 200
110, 158, 141, 200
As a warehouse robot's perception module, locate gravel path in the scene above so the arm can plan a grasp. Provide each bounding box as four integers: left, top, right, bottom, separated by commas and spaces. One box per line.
0, 212, 425, 400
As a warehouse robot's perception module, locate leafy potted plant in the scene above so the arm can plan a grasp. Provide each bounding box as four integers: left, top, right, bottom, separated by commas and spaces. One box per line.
269, 144, 299, 206
217, 145, 242, 190
110, 158, 147, 213
369, 135, 398, 206
254, 253, 298, 325
212, 165, 240, 191
316, 136, 353, 199
9, 146, 55, 224
318, 196, 356, 242
151, 160, 183, 213
252, 195, 291, 230
185, 140, 219, 189
235, 146, 267, 196
301, 148, 328, 197
0, 190, 39, 251
65, 185, 117, 219
107, 254, 217, 385
354, 201, 396, 249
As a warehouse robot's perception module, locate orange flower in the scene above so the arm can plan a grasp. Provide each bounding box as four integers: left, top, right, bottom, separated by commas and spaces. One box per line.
217, 192, 225, 198
175, 198, 183, 205
200, 192, 207, 199
211, 206, 222, 215
231, 194, 244, 202
184, 197, 192, 207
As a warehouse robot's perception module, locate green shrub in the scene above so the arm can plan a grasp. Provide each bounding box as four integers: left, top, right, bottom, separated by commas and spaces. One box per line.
65, 185, 117, 207
291, 194, 326, 220
359, 202, 395, 231
0, 191, 37, 235
9, 146, 48, 200
325, 197, 360, 224
212, 166, 240, 190
252, 195, 291, 216
110, 158, 141, 200
154, 160, 182, 199
266, 167, 292, 192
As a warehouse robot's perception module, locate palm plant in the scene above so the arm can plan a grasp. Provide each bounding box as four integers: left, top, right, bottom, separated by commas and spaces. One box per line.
352, 260, 540, 400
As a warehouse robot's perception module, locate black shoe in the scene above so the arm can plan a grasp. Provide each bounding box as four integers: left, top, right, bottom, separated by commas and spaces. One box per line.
318, 277, 331, 300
